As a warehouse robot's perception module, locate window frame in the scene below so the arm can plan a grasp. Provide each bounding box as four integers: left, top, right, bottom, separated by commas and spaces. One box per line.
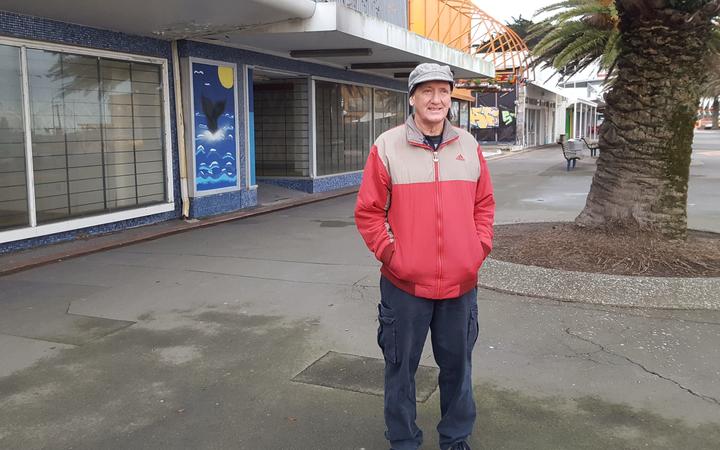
310, 76, 406, 178
183, 57, 243, 196
0, 36, 174, 245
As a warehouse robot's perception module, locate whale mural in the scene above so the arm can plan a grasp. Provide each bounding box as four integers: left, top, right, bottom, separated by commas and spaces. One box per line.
192, 62, 238, 192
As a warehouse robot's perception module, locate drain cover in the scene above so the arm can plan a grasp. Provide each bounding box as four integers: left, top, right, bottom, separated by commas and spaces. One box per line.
292, 351, 439, 402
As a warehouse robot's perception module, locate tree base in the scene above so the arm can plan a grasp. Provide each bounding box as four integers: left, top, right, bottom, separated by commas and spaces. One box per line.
491, 223, 720, 277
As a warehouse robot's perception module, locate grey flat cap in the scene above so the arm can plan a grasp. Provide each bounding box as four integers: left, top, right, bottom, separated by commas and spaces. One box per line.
408, 63, 454, 95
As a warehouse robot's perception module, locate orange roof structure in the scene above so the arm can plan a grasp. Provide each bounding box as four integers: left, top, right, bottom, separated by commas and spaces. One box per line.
409, 0, 529, 86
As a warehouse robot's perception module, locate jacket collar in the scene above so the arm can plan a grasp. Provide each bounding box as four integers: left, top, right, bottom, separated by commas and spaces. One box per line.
405, 114, 459, 148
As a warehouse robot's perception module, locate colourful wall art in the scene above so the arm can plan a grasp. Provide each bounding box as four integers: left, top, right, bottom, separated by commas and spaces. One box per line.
470, 106, 499, 129
192, 61, 238, 192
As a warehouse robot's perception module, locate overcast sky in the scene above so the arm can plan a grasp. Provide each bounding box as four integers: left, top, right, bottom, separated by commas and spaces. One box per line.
473, 0, 559, 24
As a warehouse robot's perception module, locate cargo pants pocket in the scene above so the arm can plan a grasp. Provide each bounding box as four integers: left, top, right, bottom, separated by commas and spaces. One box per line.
377, 303, 398, 364
467, 300, 479, 356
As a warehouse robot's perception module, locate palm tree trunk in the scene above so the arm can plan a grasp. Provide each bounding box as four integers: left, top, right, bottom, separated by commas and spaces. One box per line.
713, 96, 719, 129
575, 2, 715, 239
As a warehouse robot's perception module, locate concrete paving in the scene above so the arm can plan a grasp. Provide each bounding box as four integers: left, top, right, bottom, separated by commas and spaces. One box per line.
479, 131, 720, 310
1, 133, 719, 449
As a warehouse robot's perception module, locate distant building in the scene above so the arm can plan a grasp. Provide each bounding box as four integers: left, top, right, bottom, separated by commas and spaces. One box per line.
527, 64, 603, 144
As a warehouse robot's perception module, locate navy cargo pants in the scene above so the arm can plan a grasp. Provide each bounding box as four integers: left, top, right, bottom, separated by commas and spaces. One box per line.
377, 276, 479, 450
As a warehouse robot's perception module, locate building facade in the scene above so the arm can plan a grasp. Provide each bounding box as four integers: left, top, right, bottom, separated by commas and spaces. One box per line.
0, 1, 493, 253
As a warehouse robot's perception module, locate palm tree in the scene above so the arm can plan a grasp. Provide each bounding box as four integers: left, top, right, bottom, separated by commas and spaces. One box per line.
529, 0, 619, 79
531, 0, 720, 239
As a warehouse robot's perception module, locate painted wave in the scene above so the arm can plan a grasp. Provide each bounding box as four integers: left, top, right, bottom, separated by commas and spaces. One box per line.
196, 173, 237, 186
195, 108, 237, 190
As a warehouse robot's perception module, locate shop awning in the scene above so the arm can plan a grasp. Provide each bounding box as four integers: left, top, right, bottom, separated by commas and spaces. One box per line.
2, 0, 494, 82
0, 0, 318, 39
528, 80, 569, 99
452, 88, 476, 103
200, 2, 494, 81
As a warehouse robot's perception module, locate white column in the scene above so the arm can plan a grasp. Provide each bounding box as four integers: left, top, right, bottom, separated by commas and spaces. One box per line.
20, 47, 37, 227
594, 107, 598, 140
578, 103, 583, 138
577, 104, 582, 138
309, 77, 317, 178
586, 106, 590, 138
572, 102, 578, 139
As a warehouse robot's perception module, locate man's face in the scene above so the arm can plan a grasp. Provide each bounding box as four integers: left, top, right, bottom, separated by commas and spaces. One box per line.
410, 80, 452, 127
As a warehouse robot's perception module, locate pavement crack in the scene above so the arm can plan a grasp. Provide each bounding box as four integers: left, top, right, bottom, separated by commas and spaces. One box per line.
114, 250, 377, 268
350, 282, 376, 304
564, 328, 720, 407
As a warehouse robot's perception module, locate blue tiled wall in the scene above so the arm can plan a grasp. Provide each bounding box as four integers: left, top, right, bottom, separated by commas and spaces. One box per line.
0, 11, 399, 252
0, 11, 170, 57
258, 178, 314, 194
258, 172, 363, 194
0, 12, 182, 254
312, 172, 363, 193
0, 210, 178, 255
189, 189, 258, 218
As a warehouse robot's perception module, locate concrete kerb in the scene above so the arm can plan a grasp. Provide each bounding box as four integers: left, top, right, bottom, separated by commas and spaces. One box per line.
480, 218, 720, 310
477, 258, 720, 311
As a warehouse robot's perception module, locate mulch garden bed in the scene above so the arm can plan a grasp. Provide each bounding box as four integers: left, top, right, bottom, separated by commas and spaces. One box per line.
491, 222, 720, 278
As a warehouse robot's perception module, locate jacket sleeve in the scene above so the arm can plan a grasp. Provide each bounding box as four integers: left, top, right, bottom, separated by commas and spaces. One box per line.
475, 147, 495, 259
355, 145, 395, 264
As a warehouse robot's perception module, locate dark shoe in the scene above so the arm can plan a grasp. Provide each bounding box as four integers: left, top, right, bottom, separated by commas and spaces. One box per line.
448, 442, 471, 450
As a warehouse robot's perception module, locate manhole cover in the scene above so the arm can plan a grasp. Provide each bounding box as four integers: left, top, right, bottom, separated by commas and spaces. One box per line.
292, 351, 439, 402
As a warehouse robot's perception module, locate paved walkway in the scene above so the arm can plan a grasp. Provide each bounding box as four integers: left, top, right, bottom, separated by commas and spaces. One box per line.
478, 131, 720, 310
1, 134, 719, 449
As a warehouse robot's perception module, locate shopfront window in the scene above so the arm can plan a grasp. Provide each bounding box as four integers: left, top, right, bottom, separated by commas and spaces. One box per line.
0, 41, 169, 239
450, 100, 461, 127
459, 101, 469, 130
373, 89, 406, 139
0, 45, 27, 231
253, 78, 309, 177
27, 49, 166, 224
315, 81, 372, 176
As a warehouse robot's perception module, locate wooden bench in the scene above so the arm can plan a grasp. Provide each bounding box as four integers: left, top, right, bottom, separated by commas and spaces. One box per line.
558, 139, 583, 171
580, 137, 599, 157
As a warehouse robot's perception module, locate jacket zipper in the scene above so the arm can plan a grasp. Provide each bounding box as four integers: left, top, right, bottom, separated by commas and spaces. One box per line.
410, 135, 458, 297
433, 150, 443, 298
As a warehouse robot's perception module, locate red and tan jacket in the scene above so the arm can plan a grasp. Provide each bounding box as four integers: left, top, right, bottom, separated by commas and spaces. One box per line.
355, 116, 495, 299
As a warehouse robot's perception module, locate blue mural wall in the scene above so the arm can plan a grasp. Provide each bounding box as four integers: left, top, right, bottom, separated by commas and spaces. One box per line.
0, 11, 408, 251
191, 62, 238, 192
179, 40, 405, 203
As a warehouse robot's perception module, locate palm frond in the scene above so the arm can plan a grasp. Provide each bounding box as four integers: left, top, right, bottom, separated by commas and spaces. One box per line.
599, 29, 621, 70
529, 0, 619, 78
553, 29, 608, 68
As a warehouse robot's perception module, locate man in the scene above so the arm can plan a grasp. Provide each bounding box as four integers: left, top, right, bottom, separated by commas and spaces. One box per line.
354, 63, 495, 450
